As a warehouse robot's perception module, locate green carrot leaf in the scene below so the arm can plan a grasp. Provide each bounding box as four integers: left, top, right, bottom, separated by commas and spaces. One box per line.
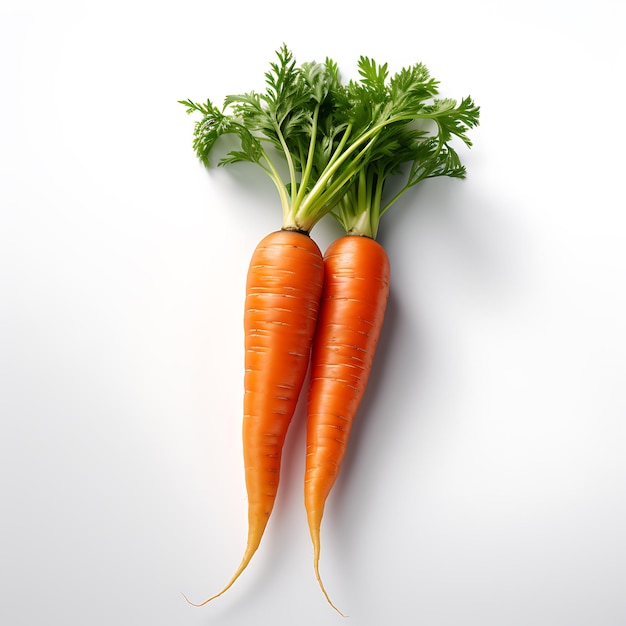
180, 46, 479, 234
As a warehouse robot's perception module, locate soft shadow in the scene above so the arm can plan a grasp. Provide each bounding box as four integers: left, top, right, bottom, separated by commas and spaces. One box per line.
315, 176, 532, 580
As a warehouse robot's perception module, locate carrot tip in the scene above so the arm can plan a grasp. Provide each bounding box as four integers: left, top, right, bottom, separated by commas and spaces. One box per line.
314, 560, 347, 617
181, 591, 207, 608
181, 589, 224, 608
182, 539, 261, 607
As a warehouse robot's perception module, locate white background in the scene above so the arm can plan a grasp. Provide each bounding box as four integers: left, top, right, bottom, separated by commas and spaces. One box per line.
1, 1, 625, 624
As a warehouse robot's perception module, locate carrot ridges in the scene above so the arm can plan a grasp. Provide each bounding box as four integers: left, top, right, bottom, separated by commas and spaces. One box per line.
188, 230, 323, 606
304, 235, 389, 613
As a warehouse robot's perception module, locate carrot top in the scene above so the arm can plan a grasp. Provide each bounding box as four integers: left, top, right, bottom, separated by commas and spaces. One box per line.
180, 45, 479, 235
180, 45, 344, 232
329, 58, 480, 238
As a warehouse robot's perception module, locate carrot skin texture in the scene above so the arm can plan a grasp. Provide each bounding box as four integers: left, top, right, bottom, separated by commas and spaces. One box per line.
304, 235, 390, 613
191, 230, 324, 606
243, 230, 323, 553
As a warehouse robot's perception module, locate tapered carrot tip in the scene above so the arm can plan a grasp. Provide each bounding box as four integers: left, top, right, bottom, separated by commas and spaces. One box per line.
314, 558, 347, 617
181, 543, 259, 607
310, 522, 347, 616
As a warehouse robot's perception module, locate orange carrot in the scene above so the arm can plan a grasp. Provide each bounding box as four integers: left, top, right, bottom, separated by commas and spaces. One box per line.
187, 229, 323, 606
181, 47, 478, 610
302, 55, 478, 609
180, 48, 345, 605
305, 235, 390, 614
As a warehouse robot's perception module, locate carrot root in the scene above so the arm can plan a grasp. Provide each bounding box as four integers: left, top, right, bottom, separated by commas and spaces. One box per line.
308, 508, 347, 617
188, 229, 324, 607
305, 235, 390, 615
182, 542, 259, 607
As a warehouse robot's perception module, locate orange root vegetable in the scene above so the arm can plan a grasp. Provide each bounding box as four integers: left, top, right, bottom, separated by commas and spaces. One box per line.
304, 235, 390, 614
181, 47, 479, 611
187, 229, 324, 606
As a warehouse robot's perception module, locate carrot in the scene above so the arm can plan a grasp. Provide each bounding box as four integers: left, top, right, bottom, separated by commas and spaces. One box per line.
180, 48, 364, 604
305, 235, 389, 615
187, 229, 323, 605
302, 56, 479, 611
181, 46, 478, 609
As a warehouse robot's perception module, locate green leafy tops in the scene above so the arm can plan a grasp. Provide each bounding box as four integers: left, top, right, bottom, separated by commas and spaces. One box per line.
181, 44, 479, 236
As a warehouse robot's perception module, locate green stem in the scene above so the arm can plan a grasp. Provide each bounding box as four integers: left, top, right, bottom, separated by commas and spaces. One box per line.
273, 121, 298, 207
258, 147, 291, 221
294, 103, 320, 209
371, 171, 385, 237
325, 123, 352, 171
296, 131, 379, 223
358, 168, 368, 217
296, 110, 427, 217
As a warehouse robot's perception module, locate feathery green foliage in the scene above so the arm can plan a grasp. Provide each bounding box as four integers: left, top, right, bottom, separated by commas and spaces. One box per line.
180, 45, 479, 234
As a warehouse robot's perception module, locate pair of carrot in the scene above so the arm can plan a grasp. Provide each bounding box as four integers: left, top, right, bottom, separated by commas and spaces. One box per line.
181, 45, 479, 613
185, 229, 387, 614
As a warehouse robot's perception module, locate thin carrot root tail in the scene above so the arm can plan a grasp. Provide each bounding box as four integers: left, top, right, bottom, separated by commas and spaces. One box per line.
313, 556, 347, 617
182, 543, 259, 607
309, 518, 347, 617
